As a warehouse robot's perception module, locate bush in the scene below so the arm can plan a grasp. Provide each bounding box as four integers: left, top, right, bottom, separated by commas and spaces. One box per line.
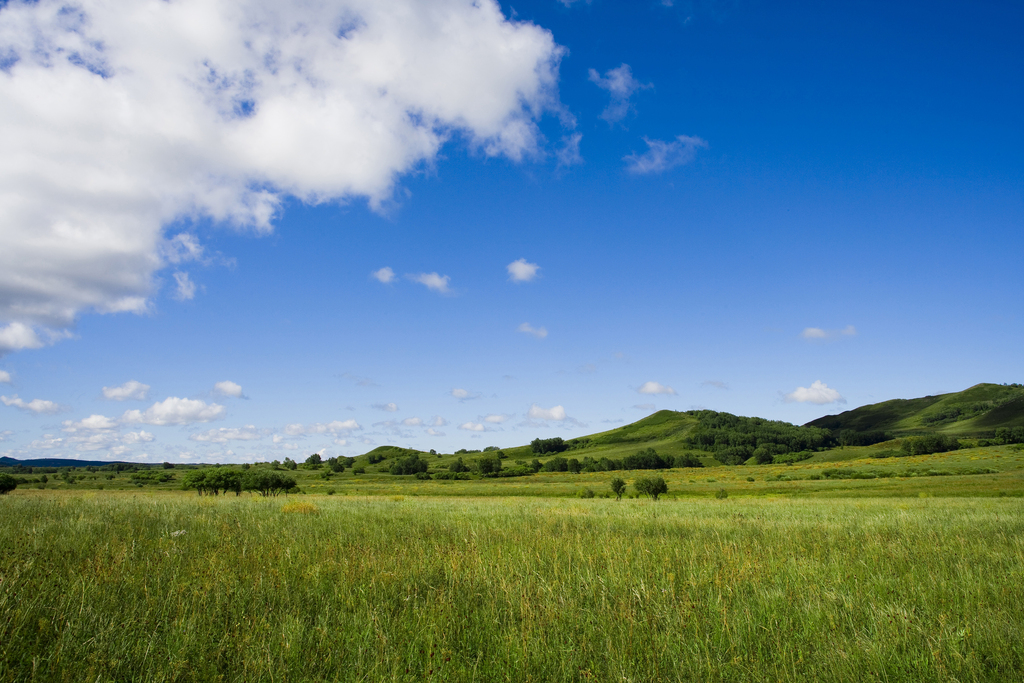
352, 466, 366, 475
634, 476, 668, 501
326, 488, 336, 495
715, 489, 728, 500
900, 435, 961, 456
577, 487, 595, 499
610, 477, 626, 500
622, 448, 669, 470
0, 473, 17, 495
530, 437, 567, 454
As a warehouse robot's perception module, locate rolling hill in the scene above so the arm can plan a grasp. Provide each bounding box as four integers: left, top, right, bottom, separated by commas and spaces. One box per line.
805, 383, 1024, 436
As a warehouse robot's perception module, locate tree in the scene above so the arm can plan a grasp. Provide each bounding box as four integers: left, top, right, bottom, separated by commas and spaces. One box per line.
530, 437, 567, 454
0, 473, 18, 495
283, 458, 298, 470
634, 476, 668, 501
305, 453, 322, 466
241, 469, 296, 496
610, 477, 626, 501
326, 457, 346, 473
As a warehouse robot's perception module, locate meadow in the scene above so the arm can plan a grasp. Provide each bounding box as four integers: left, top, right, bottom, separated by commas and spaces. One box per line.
2, 489, 1023, 681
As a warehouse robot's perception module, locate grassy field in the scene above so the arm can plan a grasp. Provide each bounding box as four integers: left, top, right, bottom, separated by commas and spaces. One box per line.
2, 491, 1023, 681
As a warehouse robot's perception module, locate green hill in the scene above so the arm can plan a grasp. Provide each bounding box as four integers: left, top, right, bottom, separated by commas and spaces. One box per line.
806, 383, 1024, 436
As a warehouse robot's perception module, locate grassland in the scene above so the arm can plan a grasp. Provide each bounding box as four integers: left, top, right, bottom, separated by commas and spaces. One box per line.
2, 490, 1024, 682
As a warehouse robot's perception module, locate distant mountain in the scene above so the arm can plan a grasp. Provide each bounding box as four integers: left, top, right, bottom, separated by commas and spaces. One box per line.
806, 383, 1024, 436
0, 456, 138, 468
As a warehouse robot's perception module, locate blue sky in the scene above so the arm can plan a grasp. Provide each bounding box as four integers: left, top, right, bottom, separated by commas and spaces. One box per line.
0, 0, 1021, 462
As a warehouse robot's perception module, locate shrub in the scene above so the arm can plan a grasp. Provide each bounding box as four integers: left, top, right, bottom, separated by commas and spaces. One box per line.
326, 488, 336, 495
530, 437, 567, 454
0, 473, 18, 495
610, 477, 626, 500
900, 435, 961, 456
634, 476, 668, 501
578, 487, 595, 499
352, 466, 365, 475
715, 489, 728, 500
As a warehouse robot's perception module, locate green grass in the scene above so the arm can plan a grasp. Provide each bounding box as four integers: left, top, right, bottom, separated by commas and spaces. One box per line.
2, 492, 1023, 681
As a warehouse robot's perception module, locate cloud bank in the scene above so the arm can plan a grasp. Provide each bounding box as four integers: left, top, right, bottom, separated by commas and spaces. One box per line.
0, 0, 564, 344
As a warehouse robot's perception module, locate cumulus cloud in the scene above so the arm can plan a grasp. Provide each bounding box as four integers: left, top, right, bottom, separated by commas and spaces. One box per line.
213, 380, 244, 398
484, 414, 510, 423
102, 380, 150, 401
430, 415, 448, 427
588, 63, 651, 124
121, 397, 226, 426
373, 402, 399, 412
1, 394, 63, 414
624, 135, 707, 174
0, 370, 10, 384
637, 381, 676, 395
784, 380, 846, 405
801, 325, 857, 340
283, 420, 361, 437
459, 422, 486, 432
0, 322, 45, 355
401, 417, 423, 426
528, 404, 566, 421
507, 258, 540, 283
189, 425, 263, 443
451, 388, 480, 401
518, 322, 548, 339
0, 0, 564, 343
61, 414, 119, 433
426, 427, 445, 436
409, 272, 451, 294
371, 267, 396, 284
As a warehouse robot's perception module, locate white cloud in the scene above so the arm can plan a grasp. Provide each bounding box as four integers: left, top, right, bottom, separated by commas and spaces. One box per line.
373, 402, 399, 412
430, 415, 448, 427
624, 135, 707, 174
0, 370, 10, 384
121, 397, 226, 426
213, 380, 244, 398
528, 404, 567, 421
459, 422, 486, 432
0, 430, 13, 441
588, 63, 650, 123
701, 380, 729, 390
121, 431, 155, 445
507, 258, 540, 283
1, 394, 62, 414
518, 322, 548, 339
637, 381, 676, 395
484, 414, 510, 423
801, 325, 857, 340
283, 420, 361, 437
189, 425, 263, 443
450, 388, 480, 401
371, 267, 396, 284
784, 380, 846, 405
0, 322, 45, 355
172, 272, 197, 301
62, 414, 119, 433
401, 417, 423, 426
0, 0, 563, 340
633, 403, 656, 411
409, 272, 451, 294
102, 380, 150, 401
426, 427, 445, 436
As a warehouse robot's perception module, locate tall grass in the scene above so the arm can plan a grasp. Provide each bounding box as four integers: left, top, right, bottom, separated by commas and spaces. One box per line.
2, 493, 1022, 681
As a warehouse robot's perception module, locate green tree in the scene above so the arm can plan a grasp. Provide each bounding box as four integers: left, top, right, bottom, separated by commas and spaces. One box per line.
610, 477, 626, 501
305, 453, 322, 467
0, 473, 18, 495
634, 476, 668, 501
241, 469, 296, 497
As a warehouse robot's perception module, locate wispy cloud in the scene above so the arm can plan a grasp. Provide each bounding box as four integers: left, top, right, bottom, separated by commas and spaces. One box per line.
451, 388, 480, 401
459, 422, 487, 432
372, 402, 399, 412
518, 322, 548, 339
588, 63, 651, 124
624, 135, 707, 174
371, 267, 396, 284
172, 272, 197, 301
701, 380, 729, 390
801, 325, 857, 341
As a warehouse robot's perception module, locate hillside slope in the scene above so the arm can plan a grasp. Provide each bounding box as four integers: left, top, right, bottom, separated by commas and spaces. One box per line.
806, 383, 1024, 436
